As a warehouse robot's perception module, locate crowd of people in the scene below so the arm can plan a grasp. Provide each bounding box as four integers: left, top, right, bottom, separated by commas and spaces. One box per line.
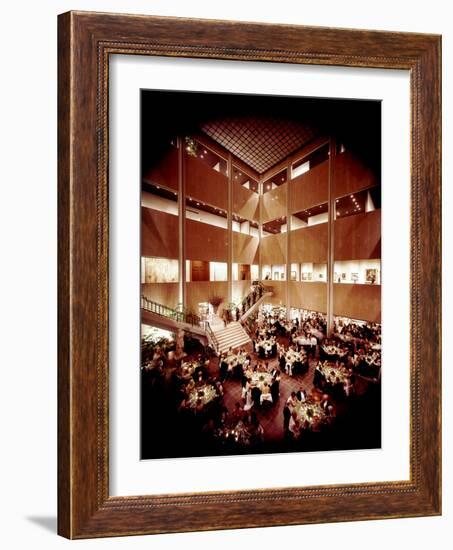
141, 306, 382, 457
334, 318, 381, 345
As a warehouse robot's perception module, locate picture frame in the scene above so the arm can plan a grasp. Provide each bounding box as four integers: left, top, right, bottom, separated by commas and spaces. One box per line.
58, 11, 441, 539
366, 268, 378, 284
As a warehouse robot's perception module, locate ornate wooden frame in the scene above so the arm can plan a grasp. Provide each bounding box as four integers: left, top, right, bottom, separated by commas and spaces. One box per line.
58, 11, 442, 539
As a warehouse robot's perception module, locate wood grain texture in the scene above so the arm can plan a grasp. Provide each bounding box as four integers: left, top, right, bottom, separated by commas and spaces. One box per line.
58, 10, 441, 539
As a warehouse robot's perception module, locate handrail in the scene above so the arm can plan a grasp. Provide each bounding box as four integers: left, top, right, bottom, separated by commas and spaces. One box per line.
237, 282, 271, 315
203, 321, 219, 352
141, 296, 202, 327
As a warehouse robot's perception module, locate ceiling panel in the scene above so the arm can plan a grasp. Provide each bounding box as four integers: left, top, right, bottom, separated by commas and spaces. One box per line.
200, 116, 318, 174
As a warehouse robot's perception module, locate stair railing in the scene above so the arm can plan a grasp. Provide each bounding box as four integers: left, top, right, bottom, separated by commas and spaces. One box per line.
202, 321, 219, 353
141, 296, 202, 327
238, 282, 273, 317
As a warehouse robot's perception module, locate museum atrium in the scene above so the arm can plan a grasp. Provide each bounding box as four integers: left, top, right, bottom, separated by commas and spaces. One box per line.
140, 92, 382, 458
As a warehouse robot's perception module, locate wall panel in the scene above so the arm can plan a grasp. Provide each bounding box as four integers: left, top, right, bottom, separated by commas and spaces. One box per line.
261, 184, 287, 223
143, 147, 178, 191
186, 282, 229, 315
289, 281, 327, 313
185, 155, 228, 209
334, 151, 378, 198
333, 283, 381, 323
141, 207, 179, 259
261, 281, 286, 306
260, 233, 286, 265
141, 283, 179, 309
334, 210, 381, 260
233, 232, 259, 264
290, 161, 328, 213
290, 224, 328, 264
185, 219, 228, 262
232, 281, 251, 303
233, 182, 259, 222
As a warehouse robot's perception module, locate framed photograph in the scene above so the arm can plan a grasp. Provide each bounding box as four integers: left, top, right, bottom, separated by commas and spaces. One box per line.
366, 268, 378, 284
58, 11, 441, 539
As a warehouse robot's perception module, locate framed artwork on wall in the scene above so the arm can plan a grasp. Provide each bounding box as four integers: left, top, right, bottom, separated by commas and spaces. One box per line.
366, 268, 378, 284
58, 11, 441, 539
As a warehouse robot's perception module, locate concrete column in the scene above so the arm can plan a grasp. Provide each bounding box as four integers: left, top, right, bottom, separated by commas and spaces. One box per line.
286, 165, 291, 320
258, 178, 263, 282
177, 137, 186, 310
327, 137, 336, 335
227, 154, 233, 305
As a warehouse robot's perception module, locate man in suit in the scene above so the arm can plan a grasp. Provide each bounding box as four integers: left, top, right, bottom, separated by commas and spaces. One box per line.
271, 374, 280, 402
251, 385, 262, 408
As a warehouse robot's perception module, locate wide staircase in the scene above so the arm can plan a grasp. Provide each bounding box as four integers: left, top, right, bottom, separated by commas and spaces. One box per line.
210, 321, 251, 354
141, 282, 273, 355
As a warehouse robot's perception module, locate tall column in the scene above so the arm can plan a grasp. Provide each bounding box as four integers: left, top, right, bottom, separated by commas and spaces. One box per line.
258, 178, 263, 282
286, 164, 291, 320
327, 137, 336, 335
227, 153, 233, 305
177, 137, 186, 310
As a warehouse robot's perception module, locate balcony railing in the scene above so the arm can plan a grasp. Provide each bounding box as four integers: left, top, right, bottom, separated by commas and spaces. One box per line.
141, 296, 201, 327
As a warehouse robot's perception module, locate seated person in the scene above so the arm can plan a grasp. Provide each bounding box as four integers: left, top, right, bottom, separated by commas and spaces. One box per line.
260, 383, 273, 404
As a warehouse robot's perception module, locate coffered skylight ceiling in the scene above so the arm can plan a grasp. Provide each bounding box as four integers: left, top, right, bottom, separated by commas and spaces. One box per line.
200, 116, 318, 174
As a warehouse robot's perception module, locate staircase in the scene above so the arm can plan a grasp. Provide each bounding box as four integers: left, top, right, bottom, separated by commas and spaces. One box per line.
236, 282, 274, 323
211, 321, 251, 354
